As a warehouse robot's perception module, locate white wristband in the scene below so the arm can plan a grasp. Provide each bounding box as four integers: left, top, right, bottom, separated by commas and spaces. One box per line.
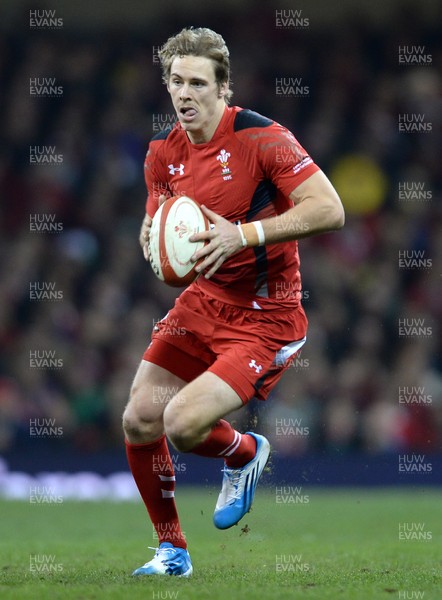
254, 221, 266, 246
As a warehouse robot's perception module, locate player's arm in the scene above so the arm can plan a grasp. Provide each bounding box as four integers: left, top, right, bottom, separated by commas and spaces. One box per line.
190, 171, 344, 278
139, 195, 167, 260
143, 137, 171, 260
142, 134, 171, 260
258, 170, 344, 244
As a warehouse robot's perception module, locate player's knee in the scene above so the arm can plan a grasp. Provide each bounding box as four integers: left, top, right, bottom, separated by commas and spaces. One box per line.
122, 406, 140, 438
122, 408, 163, 442
163, 401, 199, 452
122, 402, 163, 443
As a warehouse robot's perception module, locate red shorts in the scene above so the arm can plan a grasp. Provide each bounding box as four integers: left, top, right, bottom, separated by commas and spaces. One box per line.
143, 286, 307, 404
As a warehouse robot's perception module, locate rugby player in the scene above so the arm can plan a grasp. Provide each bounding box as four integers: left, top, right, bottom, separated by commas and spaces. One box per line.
123, 27, 344, 577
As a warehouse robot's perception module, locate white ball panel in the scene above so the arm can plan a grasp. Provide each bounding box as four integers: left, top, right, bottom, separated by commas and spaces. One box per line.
164, 197, 206, 278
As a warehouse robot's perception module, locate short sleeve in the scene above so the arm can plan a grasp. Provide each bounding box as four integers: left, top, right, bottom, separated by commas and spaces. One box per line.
258, 122, 319, 200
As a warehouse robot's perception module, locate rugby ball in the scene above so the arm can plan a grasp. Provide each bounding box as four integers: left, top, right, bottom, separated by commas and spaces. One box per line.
148, 196, 210, 287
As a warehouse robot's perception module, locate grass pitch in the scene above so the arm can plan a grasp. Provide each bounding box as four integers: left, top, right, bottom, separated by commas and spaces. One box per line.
0, 487, 440, 599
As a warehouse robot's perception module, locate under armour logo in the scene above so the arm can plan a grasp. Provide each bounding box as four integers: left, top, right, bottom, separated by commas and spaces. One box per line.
168, 163, 185, 176
249, 359, 263, 374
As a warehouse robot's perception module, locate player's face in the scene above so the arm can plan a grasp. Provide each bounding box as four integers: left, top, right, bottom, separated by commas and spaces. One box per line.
167, 55, 227, 144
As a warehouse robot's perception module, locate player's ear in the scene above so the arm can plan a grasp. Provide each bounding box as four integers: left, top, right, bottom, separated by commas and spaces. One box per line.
218, 82, 228, 98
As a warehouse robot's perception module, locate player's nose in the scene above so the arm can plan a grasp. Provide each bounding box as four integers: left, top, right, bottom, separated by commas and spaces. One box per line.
179, 83, 192, 100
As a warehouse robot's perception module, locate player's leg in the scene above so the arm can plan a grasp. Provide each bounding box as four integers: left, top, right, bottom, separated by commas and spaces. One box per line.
162, 302, 308, 530
163, 370, 244, 451
123, 359, 183, 444
124, 287, 219, 576
123, 361, 191, 576
163, 371, 270, 530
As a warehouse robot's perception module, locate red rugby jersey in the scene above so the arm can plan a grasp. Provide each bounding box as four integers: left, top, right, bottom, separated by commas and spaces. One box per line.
144, 105, 319, 310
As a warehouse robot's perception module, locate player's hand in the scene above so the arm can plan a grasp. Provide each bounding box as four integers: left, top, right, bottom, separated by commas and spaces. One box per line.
140, 195, 167, 261
189, 205, 244, 279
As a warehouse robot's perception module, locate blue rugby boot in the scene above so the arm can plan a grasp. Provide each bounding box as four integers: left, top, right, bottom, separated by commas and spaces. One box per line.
213, 432, 270, 530
132, 542, 193, 577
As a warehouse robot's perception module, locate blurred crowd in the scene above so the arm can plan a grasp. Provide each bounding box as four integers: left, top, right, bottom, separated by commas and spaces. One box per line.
0, 4, 440, 458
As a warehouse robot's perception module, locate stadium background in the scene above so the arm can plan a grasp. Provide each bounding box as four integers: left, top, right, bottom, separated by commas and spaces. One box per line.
0, 0, 440, 496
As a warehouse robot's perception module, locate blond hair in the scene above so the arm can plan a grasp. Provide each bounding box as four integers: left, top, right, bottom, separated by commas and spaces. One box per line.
159, 27, 233, 103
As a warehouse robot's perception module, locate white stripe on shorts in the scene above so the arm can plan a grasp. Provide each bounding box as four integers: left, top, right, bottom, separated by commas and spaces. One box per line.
273, 336, 307, 367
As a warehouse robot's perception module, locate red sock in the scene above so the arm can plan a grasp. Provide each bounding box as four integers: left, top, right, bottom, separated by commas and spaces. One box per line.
125, 435, 186, 549
191, 420, 256, 468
